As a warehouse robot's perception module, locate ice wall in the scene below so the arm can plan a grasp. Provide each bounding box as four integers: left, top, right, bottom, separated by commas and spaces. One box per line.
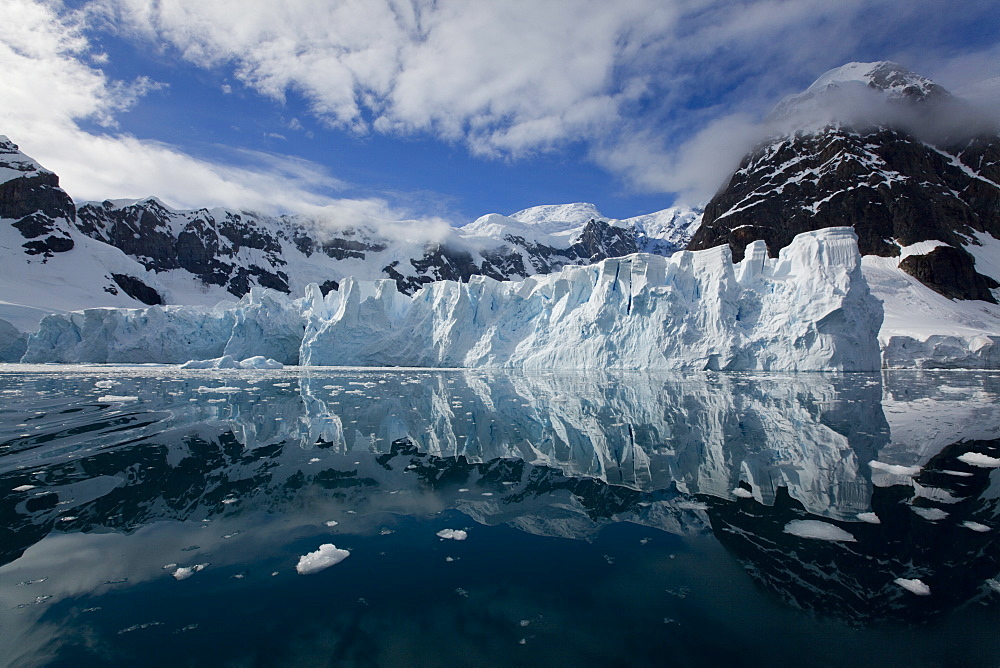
22, 228, 884, 371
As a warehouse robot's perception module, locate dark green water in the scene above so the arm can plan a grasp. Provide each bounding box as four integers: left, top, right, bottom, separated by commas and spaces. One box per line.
1, 366, 999, 667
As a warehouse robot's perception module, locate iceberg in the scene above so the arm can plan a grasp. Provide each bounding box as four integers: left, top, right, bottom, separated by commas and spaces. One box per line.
22, 229, 883, 371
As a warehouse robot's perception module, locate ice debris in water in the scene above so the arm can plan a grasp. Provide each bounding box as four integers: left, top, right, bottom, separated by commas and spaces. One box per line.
962, 521, 991, 532
180, 355, 283, 369
856, 512, 881, 524
732, 487, 754, 499
296, 544, 350, 574
784, 520, 857, 542
988, 579, 1000, 594
12, 484, 35, 492
97, 395, 138, 402
894, 578, 931, 596
173, 563, 208, 580
958, 452, 1000, 468
868, 461, 921, 476
324, 520, 339, 527
436, 529, 468, 541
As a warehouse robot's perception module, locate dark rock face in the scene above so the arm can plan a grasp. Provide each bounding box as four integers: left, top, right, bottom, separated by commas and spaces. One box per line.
0, 139, 76, 258
688, 127, 1000, 300
110, 274, 163, 306
76, 200, 291, 297
899, 246, 999, 302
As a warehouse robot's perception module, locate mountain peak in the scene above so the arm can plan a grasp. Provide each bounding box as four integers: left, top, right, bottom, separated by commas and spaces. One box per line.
770, 61, 951, 125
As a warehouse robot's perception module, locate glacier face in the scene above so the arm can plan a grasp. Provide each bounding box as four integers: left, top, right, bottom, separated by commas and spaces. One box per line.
22, 228, 883, 371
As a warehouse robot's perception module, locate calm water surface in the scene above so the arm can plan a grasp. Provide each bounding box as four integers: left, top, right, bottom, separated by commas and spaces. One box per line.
1, 366, 999, 667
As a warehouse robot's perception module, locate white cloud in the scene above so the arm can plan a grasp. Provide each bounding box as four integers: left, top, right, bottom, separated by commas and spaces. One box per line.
0, 0, 439, 225
4, 0, 998, 213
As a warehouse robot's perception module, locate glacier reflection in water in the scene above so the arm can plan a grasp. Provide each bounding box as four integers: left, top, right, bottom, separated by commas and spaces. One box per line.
1, 366, 999, 666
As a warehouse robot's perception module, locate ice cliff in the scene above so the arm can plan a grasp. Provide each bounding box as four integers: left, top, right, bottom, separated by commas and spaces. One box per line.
21, 228, 883, 371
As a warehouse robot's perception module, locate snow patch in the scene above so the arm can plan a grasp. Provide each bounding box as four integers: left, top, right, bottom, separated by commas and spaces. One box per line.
783, 520, 857, 542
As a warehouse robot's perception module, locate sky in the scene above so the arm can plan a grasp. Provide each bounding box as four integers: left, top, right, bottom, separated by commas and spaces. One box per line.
2, 0, 999, 227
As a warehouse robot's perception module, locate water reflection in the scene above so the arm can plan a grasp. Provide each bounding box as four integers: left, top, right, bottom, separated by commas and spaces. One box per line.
1, 367, 999, 664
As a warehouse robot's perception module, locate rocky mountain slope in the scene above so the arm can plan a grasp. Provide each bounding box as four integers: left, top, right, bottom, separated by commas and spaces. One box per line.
688, 62, 1000, 303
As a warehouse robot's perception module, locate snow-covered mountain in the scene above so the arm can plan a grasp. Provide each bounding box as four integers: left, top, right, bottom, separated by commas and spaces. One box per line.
689, 61, 1000, 365
0, 134, 702, 354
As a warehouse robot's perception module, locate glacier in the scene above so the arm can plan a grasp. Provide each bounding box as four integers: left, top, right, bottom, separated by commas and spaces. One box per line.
21, 227, 883, 371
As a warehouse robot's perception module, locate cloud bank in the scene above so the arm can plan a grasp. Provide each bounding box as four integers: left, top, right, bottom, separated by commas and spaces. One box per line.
2, 0, 998, 215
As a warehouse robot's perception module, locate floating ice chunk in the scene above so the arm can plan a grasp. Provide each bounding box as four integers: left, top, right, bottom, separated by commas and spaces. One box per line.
958, 452, 1000, 468
238, 356, 283, 369
942, 470, 974, 477
173, 563, 208, 580
195, 386, 242, 394
868, 461, 921, 476
894, 578, 931, 595
436, 529, 468, 541
962, 521, 991, 532
911, 507, 948, 521
12, 484, 35, 492
324, 520, 339, 527
784, 520, 857, 542
97, 395, 138, 402
732, 488, 754, 499
296, 544, 350, 574
182, 356, 283, 369
988, 579, 1000, 593
857, 512, 881, 524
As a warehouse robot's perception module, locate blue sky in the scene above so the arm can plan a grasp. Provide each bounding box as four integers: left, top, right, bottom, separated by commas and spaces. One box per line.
3, 0, 999, 226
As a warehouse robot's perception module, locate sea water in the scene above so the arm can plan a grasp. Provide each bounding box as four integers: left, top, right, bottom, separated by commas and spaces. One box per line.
1, 366, 999, 666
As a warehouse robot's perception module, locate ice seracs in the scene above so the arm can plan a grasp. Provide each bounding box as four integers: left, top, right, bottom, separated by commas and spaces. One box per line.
23, 227, 884, 371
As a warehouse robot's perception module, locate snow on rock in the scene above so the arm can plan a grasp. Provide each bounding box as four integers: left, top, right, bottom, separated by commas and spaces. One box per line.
894, 577, 931, 596
783, 519, 857, 542
958, 452, 1000, 468
296, 544, 350, 574
23, 228, 883, 371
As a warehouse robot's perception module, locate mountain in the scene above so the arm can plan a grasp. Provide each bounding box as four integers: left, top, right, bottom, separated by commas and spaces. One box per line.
686, 62, 1000, 366
0, 135, 701, 347
689, 61, 1000, 302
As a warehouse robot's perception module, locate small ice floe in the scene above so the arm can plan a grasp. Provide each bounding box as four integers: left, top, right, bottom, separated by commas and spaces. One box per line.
296, 544, 350, 574
16, 578, 48, 587
195, 386, 241, 394
97, 395, 138, 403
455, 588, 469, 598
857, 512, 881, 524
962, 521, 991, 532
958, 452, 1000, 468
445, 556, 455, 562
12, 484, 35, 492
309, 458, 320, 463
519, 619, 531, 627
987, 579, 1000, 594
894, 578, 931, 596
17, 595, 52, 608
942, 470, 974, 477
173, 563, 208, 580
436, 529, 468, 541
868, 461, 921, 476
911, 507, 948, 521
94, 380, 115, 389
162, 563, 177, 570
324, 520, 339, 527
117, 622, 164, 634
221, 497, 238, 505
481, 492, 493, 497
59, 516, 78, 522
783, 520, 857, 542
181, 356, 282, 370
458, 488, 469, 493
732, 488, 754, 499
